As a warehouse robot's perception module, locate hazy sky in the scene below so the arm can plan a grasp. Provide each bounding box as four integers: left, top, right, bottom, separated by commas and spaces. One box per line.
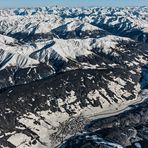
0, 0, 148, 8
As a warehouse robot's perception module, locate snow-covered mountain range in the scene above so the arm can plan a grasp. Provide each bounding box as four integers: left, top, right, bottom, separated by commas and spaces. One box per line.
0, 6, 147, 148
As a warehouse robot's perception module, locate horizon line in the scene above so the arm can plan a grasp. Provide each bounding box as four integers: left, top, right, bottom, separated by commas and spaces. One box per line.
0, 5, 147, 10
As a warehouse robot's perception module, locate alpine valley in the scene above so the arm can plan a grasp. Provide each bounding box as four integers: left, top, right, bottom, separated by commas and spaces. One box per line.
0, 6, 148, 148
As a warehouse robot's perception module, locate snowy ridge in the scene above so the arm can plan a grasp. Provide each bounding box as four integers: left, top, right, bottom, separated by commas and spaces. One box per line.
0, 33, 135, 70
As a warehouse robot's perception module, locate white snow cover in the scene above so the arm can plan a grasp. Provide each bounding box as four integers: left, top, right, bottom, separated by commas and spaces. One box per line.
0, 6, 147, 148
0, 6, 148, 35
92, 35, 132, 55
8, 133, 31, 147
66, 20, 102, 32
51, 38, 92, 59
0, 32, 135, 70
0, 34, 16, 44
